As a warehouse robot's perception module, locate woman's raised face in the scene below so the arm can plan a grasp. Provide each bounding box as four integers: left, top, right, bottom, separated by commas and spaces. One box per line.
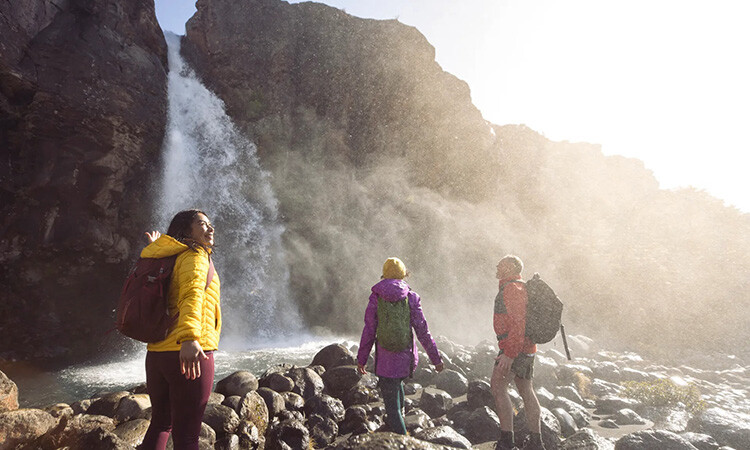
190, 213, 214, 247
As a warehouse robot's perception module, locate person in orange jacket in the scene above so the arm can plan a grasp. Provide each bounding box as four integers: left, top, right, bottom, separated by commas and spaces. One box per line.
491, 255, 545, 450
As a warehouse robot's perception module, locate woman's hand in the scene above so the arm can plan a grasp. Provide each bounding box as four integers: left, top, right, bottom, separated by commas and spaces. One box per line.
357, 364, 367, 375
179, 340, 208, 380
434, 363, 445, 373
145, 231, 161, 243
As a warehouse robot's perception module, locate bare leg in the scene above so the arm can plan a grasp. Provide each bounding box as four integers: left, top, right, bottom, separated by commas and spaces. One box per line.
514, 376, 541, 433
491, 362, 517, 431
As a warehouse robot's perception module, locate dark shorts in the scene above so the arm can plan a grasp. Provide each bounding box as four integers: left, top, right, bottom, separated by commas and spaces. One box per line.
495, 349, 535, 380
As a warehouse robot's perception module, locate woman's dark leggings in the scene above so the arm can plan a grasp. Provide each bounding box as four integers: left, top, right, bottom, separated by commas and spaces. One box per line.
378, 376, 407, 435
139, 351, 215, 450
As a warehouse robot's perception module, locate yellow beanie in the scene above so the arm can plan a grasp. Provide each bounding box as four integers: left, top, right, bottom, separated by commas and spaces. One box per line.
382, 257, 407, 279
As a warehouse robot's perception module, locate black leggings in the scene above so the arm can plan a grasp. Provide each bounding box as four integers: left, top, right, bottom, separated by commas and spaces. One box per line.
139, 351, 215, 450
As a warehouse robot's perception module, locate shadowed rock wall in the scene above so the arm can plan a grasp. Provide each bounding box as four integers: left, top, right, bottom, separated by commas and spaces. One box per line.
0, 0, 168, 362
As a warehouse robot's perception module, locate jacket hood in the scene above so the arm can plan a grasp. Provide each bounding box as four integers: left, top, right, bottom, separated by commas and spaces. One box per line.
140, 235, 190, 259
372, 278, 410, 302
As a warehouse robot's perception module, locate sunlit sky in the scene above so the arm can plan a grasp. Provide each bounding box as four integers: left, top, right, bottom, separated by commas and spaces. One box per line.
155, 0, 750, 212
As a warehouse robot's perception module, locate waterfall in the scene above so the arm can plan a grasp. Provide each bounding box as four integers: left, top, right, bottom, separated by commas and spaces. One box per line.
157, 32, 302, 348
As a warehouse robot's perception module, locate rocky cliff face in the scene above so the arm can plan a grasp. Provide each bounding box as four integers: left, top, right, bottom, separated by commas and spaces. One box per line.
182, 0, 750, 355
0, 0, 168, 362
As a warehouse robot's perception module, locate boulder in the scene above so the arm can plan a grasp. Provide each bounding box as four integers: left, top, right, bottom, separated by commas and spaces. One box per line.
322, 365, 362, 399
215, 371, 259, 397
595, 396, 641, 415
237, 422, 262, 450
236, 391, 269, 436
112, 418, 150, 447
333, 431, 447, 449
113, 394, 151, 423
203, 403, 241, 436
404, 409, 432, 433
303, 394, 345, 423
687, 407, 750, 449
214, 433, 240, 450
87, 391, 131, 418
434, 369, 469, 398
43, 403, 74, 420
339, 406, 368, 435
257, 387, 286, 417
222, 395, 242, 412
463, 406, 501, 444
0, 371, 19, 413
208, 392, 226, 405
614, 408, 648, 426
0, 408, 57, 449
307, 413, 339, 447
415, 425, 472, 449
311, 343, 356, 370
266, 419, 310, 450
551, 407, 578, 438
679, 432, 720, 450
467, 379, 494, 410
286, 367, 324, 400
281, 391, 305, 411
342, 384, 379, 407
561, 428, 612, 450
419, 388, 454, 419
259, 372, 295, 393
614, 429, 699, 449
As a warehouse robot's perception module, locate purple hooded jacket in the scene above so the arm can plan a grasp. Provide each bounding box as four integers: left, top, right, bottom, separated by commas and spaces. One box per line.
357, 278, 442, 379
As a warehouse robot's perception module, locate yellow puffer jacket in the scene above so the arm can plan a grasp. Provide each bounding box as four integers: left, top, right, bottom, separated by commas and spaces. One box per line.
141, 235, 221, 352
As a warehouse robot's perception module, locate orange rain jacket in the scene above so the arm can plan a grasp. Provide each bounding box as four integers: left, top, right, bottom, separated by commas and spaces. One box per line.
493, 276, 536, 359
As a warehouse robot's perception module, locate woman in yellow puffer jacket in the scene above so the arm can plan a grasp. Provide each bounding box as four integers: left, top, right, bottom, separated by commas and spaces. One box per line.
139, 209, 221, 450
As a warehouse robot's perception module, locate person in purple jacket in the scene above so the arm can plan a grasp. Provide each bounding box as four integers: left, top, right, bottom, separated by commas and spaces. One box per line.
357, 257, 444, 435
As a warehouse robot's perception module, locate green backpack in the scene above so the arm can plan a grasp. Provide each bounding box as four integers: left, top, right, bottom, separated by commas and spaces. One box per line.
376, 296, 413, 352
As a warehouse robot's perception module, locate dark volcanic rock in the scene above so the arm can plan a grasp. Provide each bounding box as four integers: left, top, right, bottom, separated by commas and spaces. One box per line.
0, 371, 19, 412
687, 407, 750, 449
414, 425, 472, 449
614, 429, 699, 450
321, 365, 362, 399
215, 371, 259, 397
0, 0, 168, 363
266, 418, 310, 450
333, 431, 448, 449
311, 343, 356, 370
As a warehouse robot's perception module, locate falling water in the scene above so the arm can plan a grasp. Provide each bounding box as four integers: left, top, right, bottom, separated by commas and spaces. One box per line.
157, 32, 302, 347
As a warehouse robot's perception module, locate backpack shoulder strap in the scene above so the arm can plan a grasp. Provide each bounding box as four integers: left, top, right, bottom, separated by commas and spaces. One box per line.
205, 255, 215, 290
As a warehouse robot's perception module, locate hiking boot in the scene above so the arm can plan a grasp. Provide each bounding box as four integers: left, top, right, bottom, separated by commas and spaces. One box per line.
521, 434, 546, 450
495, 442, 517, 450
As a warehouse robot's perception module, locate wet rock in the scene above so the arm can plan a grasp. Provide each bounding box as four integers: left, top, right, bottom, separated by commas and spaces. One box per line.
614, 429, 699, 449
621, 368, 655, 383
113, 394, 151, 423
322, 365, 362, 399
215, 433, 240, 450
558, 364, 595, 384
614, 408, 648, 426
551, 407, 578, 438
87, 391, 131, 418
420, 388, 454, 419
515, 407, 562, 450
307, 413, 338, 447
405, 409, 432, 433
679, 432, 720, 450
463, 406, 501, 444
414, 425, 472, 449
412, 366, 438, 387
43, 403, 74, 420
51, 414, 117, 448
203, 403, 241, 436
434, 369, 469, 397
561, 427, 612, 450
236, 391, 269, 436
222, 395, 242, 412
208, 392, 226, 405
70, 398, 93, 415
200, 421, 217, 445
65, 427, 132, 450
446, 402, 471, 431
215, 371, 259, 397
342, 384, 379, 407
467, 379, 495, 410
535, 354, 561, 388
600, 419, 619, 429
112, 418, 149, 447
555, 385, 585, 404
311, 343, 356, 370
0, 371, 18, 413
551, 396, 590, 427
257, 387, 286, 417
237, 421, 262, 449
281, 392, 305, 411
276, 409, 305, 423
266, 419, 310, 450
687, 407, 750, 449
304, 394, 345, 423
593, 361, 622, 382
286, 367, 324, 400
259, 372, 295, 393
339, 405, 368, 435
333, 431, 447, 449
404, 382, 422, 395
595, 396, 641, 415
0, 408, 57, 449
590, 379, 624, 398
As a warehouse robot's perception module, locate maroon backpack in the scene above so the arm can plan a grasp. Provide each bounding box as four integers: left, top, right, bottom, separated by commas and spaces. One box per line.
116, 253, 215, 343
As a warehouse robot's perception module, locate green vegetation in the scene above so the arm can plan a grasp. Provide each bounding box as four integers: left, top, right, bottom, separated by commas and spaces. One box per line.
622, 379, 706, 413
